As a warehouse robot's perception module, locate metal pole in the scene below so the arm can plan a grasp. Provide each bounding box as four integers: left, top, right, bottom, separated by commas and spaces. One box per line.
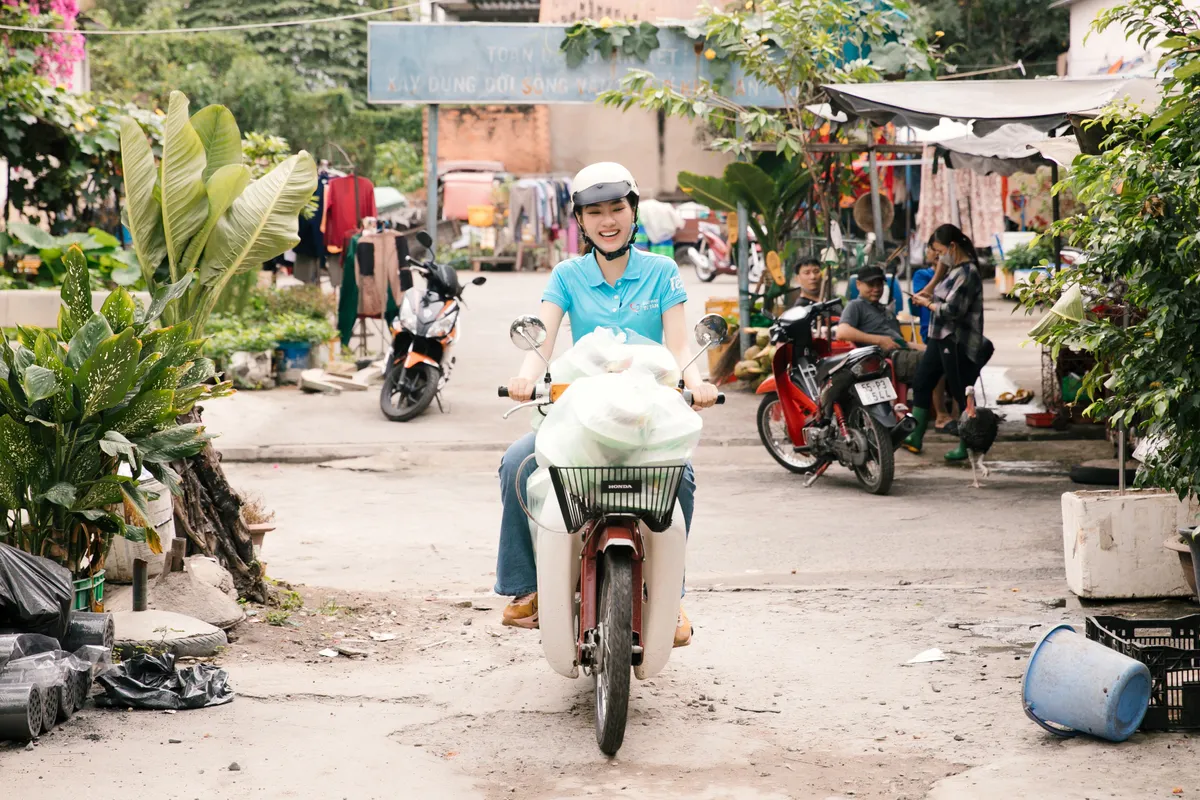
867, 140, 886, 260
736, 123, 752, 354
1050, 162, 1062, 273
132, 559, 148, 612
1119, 304, 1129, 494
427, 104, 439, 241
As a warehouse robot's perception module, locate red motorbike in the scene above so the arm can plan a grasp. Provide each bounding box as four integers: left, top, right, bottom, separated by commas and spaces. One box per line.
683, 220, 764, 283
755, 299, 917, 495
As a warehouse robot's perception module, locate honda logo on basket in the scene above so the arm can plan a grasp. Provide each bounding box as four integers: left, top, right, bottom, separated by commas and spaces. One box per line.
601, 480, 642, 493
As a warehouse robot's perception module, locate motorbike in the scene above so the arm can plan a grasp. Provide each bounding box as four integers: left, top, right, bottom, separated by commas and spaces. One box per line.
380, 231, 486, 422
755, 299, 917, 495
497, 314, 728, 756
683, 220, 764, 284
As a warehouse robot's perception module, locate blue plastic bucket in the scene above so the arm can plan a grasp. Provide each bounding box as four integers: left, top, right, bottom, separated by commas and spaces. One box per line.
1023, 624, 1151, 742
277, 341, 311, 370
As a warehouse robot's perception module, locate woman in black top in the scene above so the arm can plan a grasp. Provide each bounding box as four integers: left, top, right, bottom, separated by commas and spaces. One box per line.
903, 224, 989, 460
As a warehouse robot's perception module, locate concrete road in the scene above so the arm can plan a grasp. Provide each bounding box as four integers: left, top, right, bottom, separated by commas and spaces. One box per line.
6, 267, 1174, 799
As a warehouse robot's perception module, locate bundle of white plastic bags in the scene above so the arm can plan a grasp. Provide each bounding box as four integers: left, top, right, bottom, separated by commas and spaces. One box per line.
525, 329, 701, 525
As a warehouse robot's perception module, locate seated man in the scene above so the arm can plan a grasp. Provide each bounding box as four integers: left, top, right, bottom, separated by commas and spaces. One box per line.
791, 257, 844, 315
836, 266, 924, 356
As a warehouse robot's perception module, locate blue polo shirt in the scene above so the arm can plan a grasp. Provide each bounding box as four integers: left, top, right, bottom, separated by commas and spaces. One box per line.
542, 249, 688, 344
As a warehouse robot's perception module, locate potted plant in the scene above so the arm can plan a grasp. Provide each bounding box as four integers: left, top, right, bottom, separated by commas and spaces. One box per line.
1018, 0, 1200, 600
272, 313, 337, 384
0, 246, 220, 607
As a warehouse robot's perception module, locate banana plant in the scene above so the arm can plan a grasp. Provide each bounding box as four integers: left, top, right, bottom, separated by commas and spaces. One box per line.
0, 246, 221, 577
678, 155, 813, 278
119, 90, 318, 337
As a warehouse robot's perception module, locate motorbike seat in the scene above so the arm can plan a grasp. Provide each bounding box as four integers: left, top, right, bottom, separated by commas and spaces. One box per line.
815, 353, 851, 383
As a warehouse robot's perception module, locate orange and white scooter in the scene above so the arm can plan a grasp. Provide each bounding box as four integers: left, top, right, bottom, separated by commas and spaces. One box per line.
380, 231, 486, 422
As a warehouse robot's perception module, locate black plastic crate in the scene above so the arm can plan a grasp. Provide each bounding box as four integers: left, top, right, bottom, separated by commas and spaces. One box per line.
548, 466, 685, 533
1086, 615, 1200, 731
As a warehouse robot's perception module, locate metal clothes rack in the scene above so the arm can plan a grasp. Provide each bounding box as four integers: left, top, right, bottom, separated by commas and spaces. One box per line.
320, 142, 380, 360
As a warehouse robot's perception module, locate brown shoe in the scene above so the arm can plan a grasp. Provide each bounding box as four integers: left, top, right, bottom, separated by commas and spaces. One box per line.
502, 593, 538, 629
674, 606, 693, 648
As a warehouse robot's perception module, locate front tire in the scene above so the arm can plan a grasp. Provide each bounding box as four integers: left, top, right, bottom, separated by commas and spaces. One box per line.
850, 406, 894, 495
380, 362, 439, 422
690, 242, 718, 282
757, 393, 819, 474
595, 548, 633, 756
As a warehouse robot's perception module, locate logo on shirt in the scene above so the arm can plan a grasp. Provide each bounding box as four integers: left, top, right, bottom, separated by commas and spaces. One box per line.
670, 275, 684, 292
629, 299, 661, 314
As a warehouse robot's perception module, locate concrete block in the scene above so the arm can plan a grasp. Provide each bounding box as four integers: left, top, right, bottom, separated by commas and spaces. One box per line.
1062, 489, 1197, 599
324, 375, 369, 392
299, 369, 342, 394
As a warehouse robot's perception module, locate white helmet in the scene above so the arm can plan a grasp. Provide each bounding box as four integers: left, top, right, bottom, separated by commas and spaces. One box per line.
571, 162, 640, 209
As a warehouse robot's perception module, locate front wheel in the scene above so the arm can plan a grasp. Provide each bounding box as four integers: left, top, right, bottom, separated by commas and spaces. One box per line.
380, 361, 439, 422
757, 393, 819, 474
690, 241, 718, 282
849, 406, 894, 495
595, 548, 633, 756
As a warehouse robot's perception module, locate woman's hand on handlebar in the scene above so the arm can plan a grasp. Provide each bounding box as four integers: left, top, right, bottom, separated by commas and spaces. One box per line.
687, 381, 720, 410
506, 377, 536, 402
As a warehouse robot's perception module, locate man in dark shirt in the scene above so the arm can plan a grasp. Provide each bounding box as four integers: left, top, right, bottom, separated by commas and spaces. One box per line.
836, 266, 924, 354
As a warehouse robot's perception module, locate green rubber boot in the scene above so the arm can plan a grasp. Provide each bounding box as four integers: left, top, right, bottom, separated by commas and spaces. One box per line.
944, 440, 969, 462
902, 407, 930, 454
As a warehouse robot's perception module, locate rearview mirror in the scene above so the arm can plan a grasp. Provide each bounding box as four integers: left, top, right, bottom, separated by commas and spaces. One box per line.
472, 276, 487, 286
399, 269, 414, 292
509, 315, 548, 351
694, 313, 729, 348
416, 230, 434, 249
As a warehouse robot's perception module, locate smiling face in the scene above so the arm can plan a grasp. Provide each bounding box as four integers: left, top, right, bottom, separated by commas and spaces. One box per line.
579, 198, 634, 254
857, 278, 885, 303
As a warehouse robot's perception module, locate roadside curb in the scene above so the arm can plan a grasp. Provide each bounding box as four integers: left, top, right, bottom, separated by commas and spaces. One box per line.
218, 424, 1106, 464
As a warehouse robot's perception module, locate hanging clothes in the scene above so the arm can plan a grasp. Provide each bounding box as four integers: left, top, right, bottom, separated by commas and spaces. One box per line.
337, 232, 402, 347
354, 228, 408, 319
323, 176, 377, 253
508, 177, 573, 246
295, 172, 330, 285
916, 146, 1006, 249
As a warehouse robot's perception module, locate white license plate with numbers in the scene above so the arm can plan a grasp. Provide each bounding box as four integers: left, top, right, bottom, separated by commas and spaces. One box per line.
855, 378, 897, 405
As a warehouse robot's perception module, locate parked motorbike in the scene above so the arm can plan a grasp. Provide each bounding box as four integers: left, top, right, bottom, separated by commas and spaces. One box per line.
755, 299, 916, 495
380, 231, 486, 422
683, 220, 764, 284
497, 314, 728, 755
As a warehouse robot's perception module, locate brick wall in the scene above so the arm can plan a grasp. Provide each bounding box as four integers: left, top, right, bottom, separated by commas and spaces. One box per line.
425, 105, 551, 175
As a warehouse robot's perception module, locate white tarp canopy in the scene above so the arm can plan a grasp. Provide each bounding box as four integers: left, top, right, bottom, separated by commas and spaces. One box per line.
933, 124, 1081, 176
822, 77, 1159, 136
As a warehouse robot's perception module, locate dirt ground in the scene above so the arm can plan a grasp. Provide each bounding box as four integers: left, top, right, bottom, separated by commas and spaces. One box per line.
0, 271, 1188, 798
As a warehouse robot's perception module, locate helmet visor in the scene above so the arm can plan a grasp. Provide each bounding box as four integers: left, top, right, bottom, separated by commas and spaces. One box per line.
572, 180, 635, 209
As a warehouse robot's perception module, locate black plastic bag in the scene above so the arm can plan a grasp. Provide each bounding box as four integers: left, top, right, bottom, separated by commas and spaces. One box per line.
95, 654, 234, 710
0, 544, 73, 642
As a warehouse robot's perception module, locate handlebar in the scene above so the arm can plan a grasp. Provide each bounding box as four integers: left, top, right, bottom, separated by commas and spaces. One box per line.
500, 385, 723, 405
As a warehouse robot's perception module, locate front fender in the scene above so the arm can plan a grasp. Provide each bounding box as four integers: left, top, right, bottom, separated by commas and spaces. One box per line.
756, 375, 777, 395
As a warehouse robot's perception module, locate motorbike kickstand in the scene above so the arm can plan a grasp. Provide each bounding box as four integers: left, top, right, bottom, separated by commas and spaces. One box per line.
434, 393, 449, 414
803, 461, 831, 488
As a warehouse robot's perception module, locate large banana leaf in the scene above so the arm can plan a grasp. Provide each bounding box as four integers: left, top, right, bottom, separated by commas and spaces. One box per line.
190, 105, 243, 183
160, 91, 210, 280
723, 162, 777, 222
678, 171, 739, 213
119, 118, 168, 286
196, 153, 317, 333
180, 164, 252, 276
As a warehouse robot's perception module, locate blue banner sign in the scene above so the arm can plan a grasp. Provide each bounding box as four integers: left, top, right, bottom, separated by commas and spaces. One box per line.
367, 23, 787, 107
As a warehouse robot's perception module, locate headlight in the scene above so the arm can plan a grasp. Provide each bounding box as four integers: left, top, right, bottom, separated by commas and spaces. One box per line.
399, 295, 418, 330
426, 311, 457, 338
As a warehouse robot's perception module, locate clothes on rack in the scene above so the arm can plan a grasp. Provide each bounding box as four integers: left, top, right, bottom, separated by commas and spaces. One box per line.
337, 232, 401, 347
295, 172, 331, 285
354, 228, 409, 319
508, 177, 572, 245
916, 146, 1005, 249
322, 175, 377, 253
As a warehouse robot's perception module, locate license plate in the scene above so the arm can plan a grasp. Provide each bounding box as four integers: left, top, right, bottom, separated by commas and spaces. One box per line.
855, 377, 897, 405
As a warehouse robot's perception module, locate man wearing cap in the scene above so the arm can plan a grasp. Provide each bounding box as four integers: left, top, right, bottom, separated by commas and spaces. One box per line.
836, 266, 925, 354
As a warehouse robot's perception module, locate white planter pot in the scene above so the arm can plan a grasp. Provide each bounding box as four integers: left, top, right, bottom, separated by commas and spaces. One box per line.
106, 475, 177, 583
1062, 489, 1197, 599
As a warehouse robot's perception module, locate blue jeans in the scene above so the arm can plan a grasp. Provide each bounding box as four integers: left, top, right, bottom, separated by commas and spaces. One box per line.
494, 431, 696, 597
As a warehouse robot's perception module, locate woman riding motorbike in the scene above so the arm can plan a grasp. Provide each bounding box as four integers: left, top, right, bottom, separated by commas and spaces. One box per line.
496, 162, 719, 645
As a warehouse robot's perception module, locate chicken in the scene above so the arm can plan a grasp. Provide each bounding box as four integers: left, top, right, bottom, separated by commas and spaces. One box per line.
959, 386, 1000, 488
